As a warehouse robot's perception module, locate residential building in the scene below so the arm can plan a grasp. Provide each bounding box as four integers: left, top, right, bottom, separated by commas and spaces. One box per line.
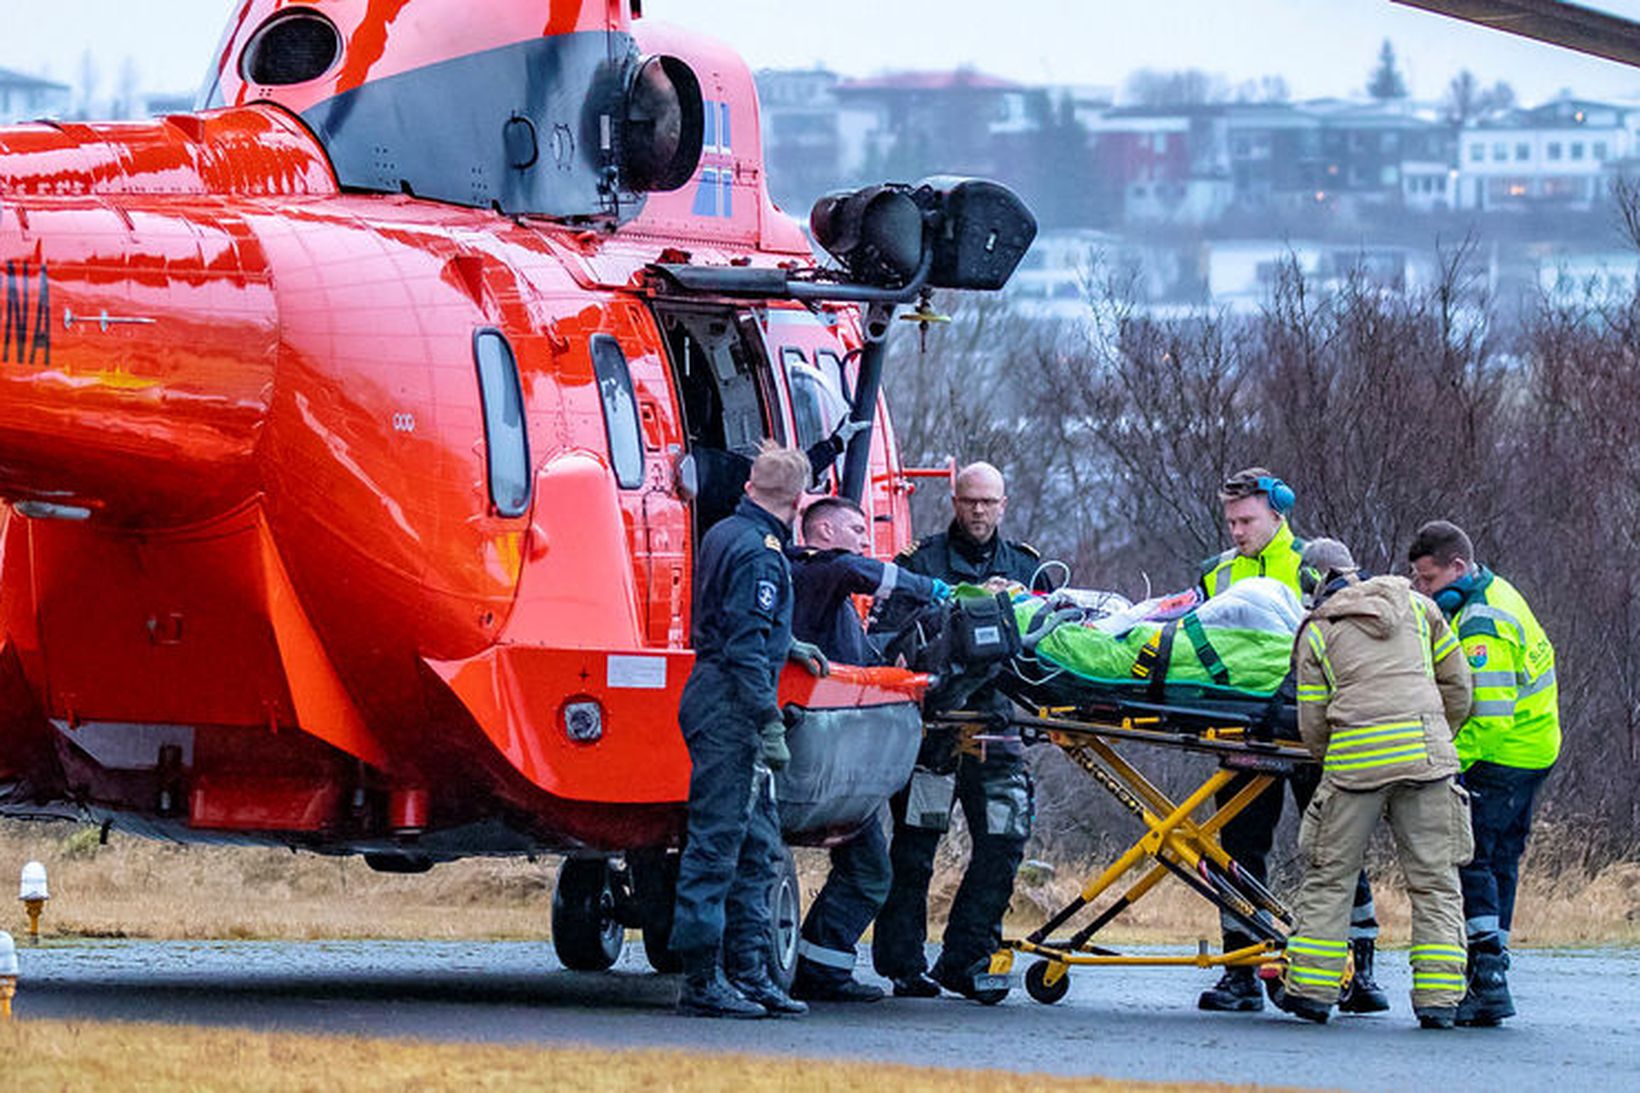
0, 66, 71, 124
1457, 98, 1633, 211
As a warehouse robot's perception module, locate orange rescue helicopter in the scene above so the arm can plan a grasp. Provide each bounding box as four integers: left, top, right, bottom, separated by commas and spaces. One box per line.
0, 0, 1037, 978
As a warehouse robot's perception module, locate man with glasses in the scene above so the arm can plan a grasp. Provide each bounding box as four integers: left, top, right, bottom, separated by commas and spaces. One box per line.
870, 462, 1050, 1001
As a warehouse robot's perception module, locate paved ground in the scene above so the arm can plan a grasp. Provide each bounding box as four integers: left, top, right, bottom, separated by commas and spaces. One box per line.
11, 939, 1640, 1090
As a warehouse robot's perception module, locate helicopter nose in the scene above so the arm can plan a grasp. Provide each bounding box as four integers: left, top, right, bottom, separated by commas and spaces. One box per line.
0, 246, 277, 527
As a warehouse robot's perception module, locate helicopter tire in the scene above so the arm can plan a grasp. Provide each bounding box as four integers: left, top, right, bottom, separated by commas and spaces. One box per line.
552, 857, 626, 971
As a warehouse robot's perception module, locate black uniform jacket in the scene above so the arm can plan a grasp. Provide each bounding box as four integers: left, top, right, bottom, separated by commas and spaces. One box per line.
870, 521, 1042, 635
788, 547, 938, 666
688, 497, 794, 725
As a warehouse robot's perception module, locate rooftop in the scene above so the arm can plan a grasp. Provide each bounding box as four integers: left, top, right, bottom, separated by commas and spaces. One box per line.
0, 66, 70, 92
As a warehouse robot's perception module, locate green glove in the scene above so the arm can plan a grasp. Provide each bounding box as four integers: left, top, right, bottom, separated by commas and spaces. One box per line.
760, 717, 791, 770
788, 639, 830, 677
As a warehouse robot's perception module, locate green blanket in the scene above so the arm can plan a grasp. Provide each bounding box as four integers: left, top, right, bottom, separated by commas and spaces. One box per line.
1008, 594, 1297, 699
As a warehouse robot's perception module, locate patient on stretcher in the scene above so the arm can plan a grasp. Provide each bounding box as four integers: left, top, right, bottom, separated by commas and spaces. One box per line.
1002, 577, 1301, 703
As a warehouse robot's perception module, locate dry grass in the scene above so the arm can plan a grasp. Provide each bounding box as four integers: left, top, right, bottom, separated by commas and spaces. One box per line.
0, 1020, 1256, 1092
2, 819, 1637, 947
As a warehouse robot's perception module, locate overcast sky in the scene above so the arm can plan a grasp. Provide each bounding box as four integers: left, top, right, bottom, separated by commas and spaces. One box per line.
5, 0, 1640, 105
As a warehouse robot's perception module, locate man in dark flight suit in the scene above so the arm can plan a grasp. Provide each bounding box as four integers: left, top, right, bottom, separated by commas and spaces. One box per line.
786, 496, 948, 1002
669, 447, 828, 1018
870, 462, 1051, 1000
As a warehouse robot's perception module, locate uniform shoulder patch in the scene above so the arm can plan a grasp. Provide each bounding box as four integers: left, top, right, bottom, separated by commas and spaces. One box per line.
764, 534, 781, 551
1467, 642, 1489, 669
756, 579, 778, 613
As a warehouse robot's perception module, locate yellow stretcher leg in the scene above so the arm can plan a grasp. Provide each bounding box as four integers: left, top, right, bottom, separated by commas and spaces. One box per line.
982, 716, 1305, 1003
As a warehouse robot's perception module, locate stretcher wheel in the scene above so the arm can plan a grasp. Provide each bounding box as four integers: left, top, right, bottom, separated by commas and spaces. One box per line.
1025, 960, 1070, 1005
972, 983, 1010, 1006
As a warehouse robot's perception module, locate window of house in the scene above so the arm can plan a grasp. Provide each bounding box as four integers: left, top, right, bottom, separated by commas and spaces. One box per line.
1548, 142, 1562, 160
1571, 141, 1585, 160
1595, 142, 1609, 161
473, 330, 532, 518
1516, 143, 1530, 161
1469, 143, 1484, 163
590, 335, 645, 490
1492, 142, 1507, 162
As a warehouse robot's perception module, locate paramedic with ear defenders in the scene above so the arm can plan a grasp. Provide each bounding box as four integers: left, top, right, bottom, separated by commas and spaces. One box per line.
869, 461, 1052, 1002
1194, 468, 1388, 1017
1409, 519, 1558, 1028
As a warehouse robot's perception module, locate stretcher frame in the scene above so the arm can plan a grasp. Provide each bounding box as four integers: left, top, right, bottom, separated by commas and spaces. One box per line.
930, 698, 1314, 1005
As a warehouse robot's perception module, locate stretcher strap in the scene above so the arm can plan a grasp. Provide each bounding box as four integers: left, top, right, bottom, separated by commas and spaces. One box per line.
1181, 613, 1232, 687
1130, 619, 1179, 701
1130, 613, 1232, 694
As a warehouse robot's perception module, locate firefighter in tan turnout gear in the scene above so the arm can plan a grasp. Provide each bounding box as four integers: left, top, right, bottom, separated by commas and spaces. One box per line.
1272, 539, 1475, 1028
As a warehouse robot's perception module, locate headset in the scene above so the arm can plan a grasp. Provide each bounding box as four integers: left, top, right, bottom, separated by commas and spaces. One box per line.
1256, 475, 1296, 516
1433, 569, 1481, 615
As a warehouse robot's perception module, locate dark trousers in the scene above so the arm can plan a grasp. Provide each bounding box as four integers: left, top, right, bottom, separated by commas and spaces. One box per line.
795, 817, 892, 987
1459, 760, 1551, 949
669, 679, 784, 971
872, 747, 1030, 978
1216, 764, 1376, 949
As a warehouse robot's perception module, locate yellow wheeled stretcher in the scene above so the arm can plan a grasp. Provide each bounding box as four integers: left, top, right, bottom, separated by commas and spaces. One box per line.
930, 695, 1314, 1006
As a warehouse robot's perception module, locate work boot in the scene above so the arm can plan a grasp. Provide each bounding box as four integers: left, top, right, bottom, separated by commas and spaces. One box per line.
1266, 978, 1331, 1024
791, 973, 886, 1003
891, 972, 941, 998
1198, 966, 1265, 1013
1337, 938, 1391, 1014
930, 957, 1010, 1003
1416, 1005, 1457, 1029
676, 964, 768, 1019
1456, 947, 1515, 1027
728, 966, 808, 1016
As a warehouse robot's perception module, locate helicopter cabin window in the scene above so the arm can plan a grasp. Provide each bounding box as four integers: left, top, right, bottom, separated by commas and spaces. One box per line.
815, 348, 851, 404
784, 352, 849, 452
589, 335, 645, 489
473, 330, 531, 518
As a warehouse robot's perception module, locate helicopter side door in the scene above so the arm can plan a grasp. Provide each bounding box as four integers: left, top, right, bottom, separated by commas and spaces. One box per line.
651, 303, 788, 545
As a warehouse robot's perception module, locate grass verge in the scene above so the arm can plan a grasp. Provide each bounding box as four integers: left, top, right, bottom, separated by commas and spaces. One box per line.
0, 1020, 1258, 1092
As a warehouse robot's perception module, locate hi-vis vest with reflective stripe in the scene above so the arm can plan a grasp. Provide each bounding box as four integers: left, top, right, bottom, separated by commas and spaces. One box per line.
1199, 520, 1307, 600
1451, 571, 1560, 771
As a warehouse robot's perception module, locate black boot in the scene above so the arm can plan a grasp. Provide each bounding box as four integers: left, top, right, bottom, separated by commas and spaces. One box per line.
1266, 977, 1331, 1024
1415, 1005, 1457, 1029
1337, 938, 1391, 1014
729, 965, 809, 1016
1198, 965, 1265, 1012
1456, 945, 1515, 1027
676, 958, 768, 1019
891, 972, 942, 998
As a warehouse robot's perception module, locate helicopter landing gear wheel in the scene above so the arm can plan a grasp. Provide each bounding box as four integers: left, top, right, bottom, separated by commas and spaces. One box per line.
552, 857, 626, 971
628, 848, 682, 974
763, 846, 801, 992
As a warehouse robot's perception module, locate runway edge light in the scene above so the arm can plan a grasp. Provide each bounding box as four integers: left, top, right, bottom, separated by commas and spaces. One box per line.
0, 931, 16, 1019
19, 862, 47, 943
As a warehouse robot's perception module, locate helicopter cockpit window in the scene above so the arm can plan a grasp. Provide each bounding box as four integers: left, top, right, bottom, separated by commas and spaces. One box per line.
242, 12, 343, 87
784, 352, 849, 455
473, 330, 532, 518
590, 335, 645, 489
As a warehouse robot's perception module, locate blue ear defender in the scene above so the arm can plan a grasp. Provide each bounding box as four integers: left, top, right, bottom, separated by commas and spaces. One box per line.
1256, 475, 1296, 515
1433, 569, 1480, 615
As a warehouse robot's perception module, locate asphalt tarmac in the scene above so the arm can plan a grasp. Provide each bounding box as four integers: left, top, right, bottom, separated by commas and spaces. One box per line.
12, 939, 1640, 1090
